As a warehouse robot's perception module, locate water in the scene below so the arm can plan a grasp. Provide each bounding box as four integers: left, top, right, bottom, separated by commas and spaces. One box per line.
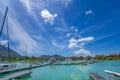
1, 60, 120, 80
25, 60, 120, 80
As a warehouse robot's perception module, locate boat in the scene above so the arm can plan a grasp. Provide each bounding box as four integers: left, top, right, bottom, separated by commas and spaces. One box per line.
0, 7, 17, 71
48, 57, 58, 64
0, 63, 16, 71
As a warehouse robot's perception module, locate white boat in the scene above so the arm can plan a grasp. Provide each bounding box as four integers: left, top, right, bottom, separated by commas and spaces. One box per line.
0, 63, 16, 71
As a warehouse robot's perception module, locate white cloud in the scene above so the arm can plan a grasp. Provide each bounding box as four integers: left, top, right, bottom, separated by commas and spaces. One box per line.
0, 40, 8, 45
55, 0, 72, 7
77, 37, 94, 42
41, 9, 57, 25
75, 29, 78, 32
68, 37, 94, 49
19, 0, 38, 21
68, 37, 94, 56
8, 17, 42, 54
85, 10, 92, 15
74, 48, 91, 56
66, 33, 71, 37
64, 0, 72, 7
80, 43, 84, 48
68, 38, 78, 48
19, 0, 31, 13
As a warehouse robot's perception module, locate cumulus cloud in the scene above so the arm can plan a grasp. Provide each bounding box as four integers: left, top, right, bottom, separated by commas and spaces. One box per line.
68, 38, 78, 48
41, 9, 57, 25
0, 40, 8, 45
68, 37, 94, 48
68, 36, 94, 56
80, 42, 84, 48
77, 37, 94, 42
85, 10, 92, 15
66, 33, 71, 37
74, 48, 91, 56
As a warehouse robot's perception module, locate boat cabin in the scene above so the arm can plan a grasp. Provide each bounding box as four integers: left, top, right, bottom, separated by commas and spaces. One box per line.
0, 64, 16, 70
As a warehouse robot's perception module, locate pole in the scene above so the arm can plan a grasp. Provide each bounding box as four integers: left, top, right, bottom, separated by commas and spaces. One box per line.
0, 7, 8, 37
6, 12, 11, 62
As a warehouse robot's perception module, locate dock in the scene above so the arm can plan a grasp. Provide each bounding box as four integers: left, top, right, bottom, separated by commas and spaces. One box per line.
89, 73, 107, 80
0, 63, 48, 74
104, 70, 120, 77
0, 70, 31, 80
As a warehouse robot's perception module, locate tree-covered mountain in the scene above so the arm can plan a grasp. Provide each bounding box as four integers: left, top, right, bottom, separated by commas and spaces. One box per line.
0, 45, 22, 59
38, 54, 65, 61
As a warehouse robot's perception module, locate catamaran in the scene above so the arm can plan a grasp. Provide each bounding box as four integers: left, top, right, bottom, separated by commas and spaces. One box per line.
0, 7, 17, 71
0, 63, 16, 70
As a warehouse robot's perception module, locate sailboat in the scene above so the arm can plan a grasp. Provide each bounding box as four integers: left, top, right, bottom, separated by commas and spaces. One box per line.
0, 7, 16, 71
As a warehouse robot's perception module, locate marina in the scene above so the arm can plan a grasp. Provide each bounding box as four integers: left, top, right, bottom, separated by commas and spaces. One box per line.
0, 60, 119, 80
0, 60, 95, 74
0, 0, 120, 80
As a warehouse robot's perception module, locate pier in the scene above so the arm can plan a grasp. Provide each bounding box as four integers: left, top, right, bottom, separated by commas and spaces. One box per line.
0, 70, 31, 80
89, 73, 107, 80
0, 62, 91, 74
104, 70, 120, 77
0, 63, 48, 74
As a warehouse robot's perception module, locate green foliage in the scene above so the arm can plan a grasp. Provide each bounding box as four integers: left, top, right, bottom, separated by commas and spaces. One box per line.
94, 54, 120, 60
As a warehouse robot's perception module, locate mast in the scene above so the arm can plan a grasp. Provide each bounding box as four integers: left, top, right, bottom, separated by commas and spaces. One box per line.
6, 12, 11, 62
25, 45, 27, 62
0, 7, 10, 62
0, 7, 8, 37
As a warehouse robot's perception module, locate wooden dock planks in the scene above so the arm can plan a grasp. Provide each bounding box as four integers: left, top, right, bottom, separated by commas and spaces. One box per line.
0, 70, 32, 80
89, 73, 107, 80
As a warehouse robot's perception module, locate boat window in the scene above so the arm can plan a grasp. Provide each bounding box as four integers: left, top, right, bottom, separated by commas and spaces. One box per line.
3, 65, 9, 67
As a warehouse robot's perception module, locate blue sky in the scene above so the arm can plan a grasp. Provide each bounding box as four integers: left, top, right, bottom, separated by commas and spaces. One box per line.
0, 0, 120, 56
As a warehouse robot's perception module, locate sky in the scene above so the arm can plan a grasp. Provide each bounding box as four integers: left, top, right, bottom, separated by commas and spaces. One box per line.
0, 0, 120, 57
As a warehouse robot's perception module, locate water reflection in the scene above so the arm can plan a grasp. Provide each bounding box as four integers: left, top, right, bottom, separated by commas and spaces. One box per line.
49, 65, 56, 72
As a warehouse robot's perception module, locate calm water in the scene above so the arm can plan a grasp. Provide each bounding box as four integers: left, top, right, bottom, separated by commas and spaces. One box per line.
1, 60, 120, 80
23, 60, 120, 80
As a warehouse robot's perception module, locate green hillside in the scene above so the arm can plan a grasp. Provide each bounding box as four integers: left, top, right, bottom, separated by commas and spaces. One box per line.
0, 45, 22, 59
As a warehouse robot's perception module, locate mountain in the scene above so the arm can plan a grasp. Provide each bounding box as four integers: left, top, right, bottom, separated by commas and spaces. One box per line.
0, 45, 22, 59
51, 54, 64, 58
39, 54, 65, 60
